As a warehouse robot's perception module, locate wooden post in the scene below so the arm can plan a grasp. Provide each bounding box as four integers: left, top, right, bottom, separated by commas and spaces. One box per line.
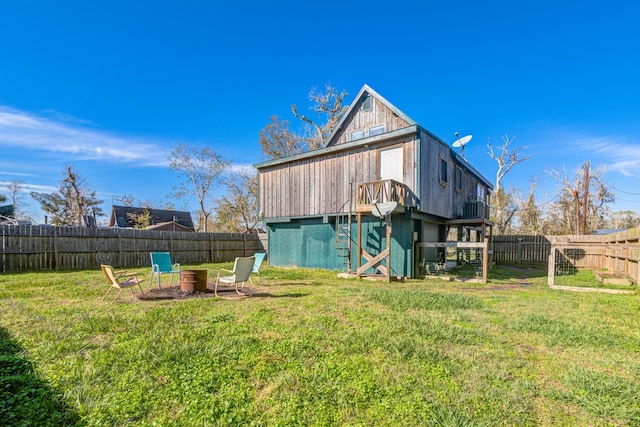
54, 226, 59, 270
482, 238, 488, 283
548, 246, 556, 286
356, 212, 362, 271
386, 217, 391, 281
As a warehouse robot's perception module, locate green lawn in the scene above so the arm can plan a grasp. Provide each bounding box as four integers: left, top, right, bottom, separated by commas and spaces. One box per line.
1, 263, 639, 426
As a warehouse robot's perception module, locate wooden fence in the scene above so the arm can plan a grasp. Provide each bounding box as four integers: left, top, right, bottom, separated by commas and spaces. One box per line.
492, 230, 640, 284
1, 225, 266, 273
492, 235, 552, 264
547, 228, 640, 285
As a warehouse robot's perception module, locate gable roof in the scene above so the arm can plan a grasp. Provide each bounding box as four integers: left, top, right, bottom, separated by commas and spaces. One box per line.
253, 84, 493, 190
323, 84, 417, 148
109, 205, 195, 230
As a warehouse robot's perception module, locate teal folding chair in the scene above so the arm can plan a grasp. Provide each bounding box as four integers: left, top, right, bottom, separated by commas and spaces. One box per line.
149, 252, 181, 288
249, 252, 266, 286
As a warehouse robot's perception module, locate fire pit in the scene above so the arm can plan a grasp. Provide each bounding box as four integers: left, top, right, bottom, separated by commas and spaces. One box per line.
180, 270, 208, 293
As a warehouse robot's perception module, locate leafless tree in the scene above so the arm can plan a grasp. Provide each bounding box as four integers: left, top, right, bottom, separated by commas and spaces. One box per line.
168, 143, 229, 232
259, 116, 306, 159
545, 163, 614, 234
211, 170, 260, 233
260, 84, 348, 159
487, 135, 530, 234
292, 84, 349, 151
2, 180, 27, 219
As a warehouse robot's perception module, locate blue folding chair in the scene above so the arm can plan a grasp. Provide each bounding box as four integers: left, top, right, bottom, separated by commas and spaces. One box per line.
149, 252, 181, 288
249, 252, 266, 286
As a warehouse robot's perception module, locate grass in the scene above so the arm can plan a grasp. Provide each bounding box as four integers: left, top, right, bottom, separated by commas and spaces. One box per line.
1, 263, 640, 426
553, 268, 638, 291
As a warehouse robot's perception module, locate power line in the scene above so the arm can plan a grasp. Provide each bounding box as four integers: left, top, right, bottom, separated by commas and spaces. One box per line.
611, 184, 640, 196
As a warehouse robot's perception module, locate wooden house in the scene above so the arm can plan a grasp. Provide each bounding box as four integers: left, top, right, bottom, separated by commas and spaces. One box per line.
254, 85, 493, 279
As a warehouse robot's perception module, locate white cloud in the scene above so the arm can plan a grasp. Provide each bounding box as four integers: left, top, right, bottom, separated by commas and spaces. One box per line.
0, 106, 171, 166
0, 180, 57, 194
540, 128, 640, 179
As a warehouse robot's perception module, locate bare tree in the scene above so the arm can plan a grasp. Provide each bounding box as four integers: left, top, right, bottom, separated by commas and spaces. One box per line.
117, 194, 136, 207
516, 177, 542, 234
487, 135, 530, 234
2, 180, 26, 218
292, 84, 349, 151
211, 170, 260, 232
545, 163, 614, 234
259, 116, 306, 159
260, 84, 348, 159
608, 210, 640, 229
168, 143, 229, 232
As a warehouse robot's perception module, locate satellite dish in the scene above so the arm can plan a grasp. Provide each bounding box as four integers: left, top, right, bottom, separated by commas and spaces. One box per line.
372, 201, 398, 218
452, 133, 472, 158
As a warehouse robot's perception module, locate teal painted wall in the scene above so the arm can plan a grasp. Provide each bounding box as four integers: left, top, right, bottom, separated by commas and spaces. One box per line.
354, 215, 415, 277
269, 215, 417, 277
268, 218, 342, 270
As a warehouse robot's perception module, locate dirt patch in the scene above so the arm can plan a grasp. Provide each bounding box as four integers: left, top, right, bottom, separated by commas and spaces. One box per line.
461, 284, 531, 291
138, 283, 255, 301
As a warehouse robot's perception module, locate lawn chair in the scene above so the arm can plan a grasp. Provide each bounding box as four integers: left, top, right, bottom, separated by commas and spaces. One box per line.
149, 252, 181, 289
249, 252, 266, 286
101, 264, 144, 304
214, 256, 255, 298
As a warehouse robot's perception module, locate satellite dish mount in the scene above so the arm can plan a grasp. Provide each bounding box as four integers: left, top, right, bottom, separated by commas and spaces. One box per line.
372, 201, 398, 227
452, 132, 473, 159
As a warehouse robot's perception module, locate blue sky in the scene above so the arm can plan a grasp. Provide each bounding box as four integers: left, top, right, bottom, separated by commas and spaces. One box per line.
1, 0, 640, 223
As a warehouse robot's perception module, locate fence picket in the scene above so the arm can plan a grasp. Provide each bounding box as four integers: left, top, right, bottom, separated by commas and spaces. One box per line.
0, 225, 266, 272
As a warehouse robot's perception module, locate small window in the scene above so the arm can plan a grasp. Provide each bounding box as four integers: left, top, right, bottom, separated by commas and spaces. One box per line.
455, 166, 462, 191
369, 124, 385, 137
350, 130, 365, 141
362, 94, 372, 111
477, 183, 486, 202
440, 159, 448, 184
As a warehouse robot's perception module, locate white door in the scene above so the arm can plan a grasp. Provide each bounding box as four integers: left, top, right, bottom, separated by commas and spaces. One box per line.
379, 146, 404, 183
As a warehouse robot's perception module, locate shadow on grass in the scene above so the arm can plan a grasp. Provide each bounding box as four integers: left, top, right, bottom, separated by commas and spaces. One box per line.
0, 326, 83, 426
134, 285, 310, 302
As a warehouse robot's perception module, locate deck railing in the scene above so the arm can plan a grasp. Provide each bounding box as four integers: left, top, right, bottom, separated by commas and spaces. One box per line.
356, 180, 408, 207
463, 200, 491, 220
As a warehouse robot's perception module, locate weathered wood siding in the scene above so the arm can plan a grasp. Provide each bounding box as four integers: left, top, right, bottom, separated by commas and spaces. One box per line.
331, 96, 409, 146
418, 130, 488, 219
259, 134, 417, 218
0, 225, 264, 272
418, 131, 453, 218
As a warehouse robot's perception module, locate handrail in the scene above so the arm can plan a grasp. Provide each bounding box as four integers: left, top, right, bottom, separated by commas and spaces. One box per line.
356, 180, 407, 207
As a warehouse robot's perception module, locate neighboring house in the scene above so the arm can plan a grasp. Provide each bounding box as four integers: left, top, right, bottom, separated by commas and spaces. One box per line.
254, 84, 493, 278
0, 204, 17, 225
109, 205, 195, 231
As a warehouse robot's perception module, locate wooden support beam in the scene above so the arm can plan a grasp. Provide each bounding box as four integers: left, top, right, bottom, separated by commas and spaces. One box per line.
356, 212, 362, 271
386, 220, 391, 281
356, 248, 389, 276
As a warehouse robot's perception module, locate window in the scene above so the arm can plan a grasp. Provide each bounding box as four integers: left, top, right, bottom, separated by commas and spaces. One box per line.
440, 159, 448, 184
350, 130, 365, 141
362, 94, 372, 111
369, 124, 385, 137
455, 166, 462, 191
477, 183, 486, 202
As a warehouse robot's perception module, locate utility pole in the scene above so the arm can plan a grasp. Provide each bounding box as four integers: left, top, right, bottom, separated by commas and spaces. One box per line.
582, 161, 589, 234
572, 190, 580, 235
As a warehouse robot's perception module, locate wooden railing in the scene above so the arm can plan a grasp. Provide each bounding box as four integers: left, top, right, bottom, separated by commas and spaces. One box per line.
356, 180, 408, 208
463, 200, 491, 220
